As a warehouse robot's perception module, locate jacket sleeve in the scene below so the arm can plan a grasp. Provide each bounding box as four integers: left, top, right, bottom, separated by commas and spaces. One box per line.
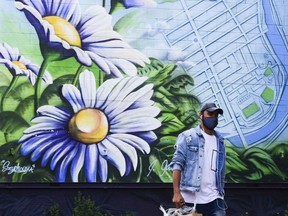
169, 132, 187, 171
222, 142, 226, 186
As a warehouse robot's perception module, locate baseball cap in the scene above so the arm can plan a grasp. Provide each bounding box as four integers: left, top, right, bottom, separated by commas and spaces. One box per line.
200, 102, 223, 114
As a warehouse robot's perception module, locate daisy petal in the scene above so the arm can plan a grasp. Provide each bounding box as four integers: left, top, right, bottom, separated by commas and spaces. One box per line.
86, 51, 111, 75
98, 155, 108, 182
108, 136, 138, 171
111, 106, 160, 124
50, 139, 75, 170
107, 84, 154, 118
79, 70, 96, 108
19, 129, 67, 143
20, 133, 54, 156
79, 6, 112, 29
70, 46, 92, 66
95, 78, 121, 108
36, 105, 72, 121
109, 134, 150, 154
30, 139, 55, 162
56, 145, 79, 182
41, 139, 69, 167
62, 84, 84, 112
85, 144, 98, 182
23, 122, 66, 134
105, 77, 147, 115
135, 131, 158, 144
109, 59, 137, 76
110, 117, 161, 133
70, 144, 86, 182
99, 140, 126, 176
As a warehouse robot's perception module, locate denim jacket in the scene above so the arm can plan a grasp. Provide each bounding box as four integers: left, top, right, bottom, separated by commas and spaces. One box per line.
170, 125, 225, 196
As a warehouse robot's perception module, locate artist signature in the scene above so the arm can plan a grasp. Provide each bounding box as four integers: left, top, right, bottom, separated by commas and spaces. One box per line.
1, 160, 35, 175
147, 159, 173, 177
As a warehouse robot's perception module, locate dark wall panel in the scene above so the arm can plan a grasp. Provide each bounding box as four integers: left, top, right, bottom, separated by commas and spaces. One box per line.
0, 184, 287, 216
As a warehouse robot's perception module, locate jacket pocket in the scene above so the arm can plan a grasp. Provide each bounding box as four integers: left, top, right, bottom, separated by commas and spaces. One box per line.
187, 145, 198, 161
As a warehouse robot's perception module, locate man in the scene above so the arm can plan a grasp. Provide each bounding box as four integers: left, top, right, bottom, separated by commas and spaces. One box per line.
170, 102, 226, 216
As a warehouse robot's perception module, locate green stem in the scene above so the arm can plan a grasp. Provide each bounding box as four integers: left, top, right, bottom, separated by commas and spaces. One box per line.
72, 65, 85, 86
136, 157, 143, 183
34, 58, 49, 114
109, 1, 118, 14
96, 68, 104, 88
108, 0, 122, 14
73, 66, 104, 88
0, 76, 19, 112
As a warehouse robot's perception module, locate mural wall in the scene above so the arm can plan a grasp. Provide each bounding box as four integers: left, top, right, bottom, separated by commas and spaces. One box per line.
0, 0, 287, 183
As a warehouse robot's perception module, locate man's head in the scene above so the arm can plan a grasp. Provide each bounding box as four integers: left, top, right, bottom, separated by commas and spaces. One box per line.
200, 102, 223, 115
200, 102, 223, 133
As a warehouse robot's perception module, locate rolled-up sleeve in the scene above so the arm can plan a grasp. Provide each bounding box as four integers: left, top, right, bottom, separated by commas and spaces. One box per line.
169, 132, 187, 171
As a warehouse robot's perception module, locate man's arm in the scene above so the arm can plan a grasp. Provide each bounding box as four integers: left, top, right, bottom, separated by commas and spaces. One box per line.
172, 169, 185, 208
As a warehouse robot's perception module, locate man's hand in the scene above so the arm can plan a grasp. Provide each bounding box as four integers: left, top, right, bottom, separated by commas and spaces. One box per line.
172, 192, 185, 209
172, 170, 184, 208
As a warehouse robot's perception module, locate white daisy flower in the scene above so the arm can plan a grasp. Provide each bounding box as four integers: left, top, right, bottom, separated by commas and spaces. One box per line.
19, 70, 161, 182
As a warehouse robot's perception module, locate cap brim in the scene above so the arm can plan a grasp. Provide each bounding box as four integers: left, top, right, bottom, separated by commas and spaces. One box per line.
207, 107, 223, 114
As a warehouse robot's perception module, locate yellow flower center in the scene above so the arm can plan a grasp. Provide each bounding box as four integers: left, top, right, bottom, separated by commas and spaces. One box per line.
12, 61, 27, 70
69, 108, 109, 144
43, 16, 81, 47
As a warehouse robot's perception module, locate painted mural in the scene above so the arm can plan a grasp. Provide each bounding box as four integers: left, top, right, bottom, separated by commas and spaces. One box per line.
0, 0, 287, 183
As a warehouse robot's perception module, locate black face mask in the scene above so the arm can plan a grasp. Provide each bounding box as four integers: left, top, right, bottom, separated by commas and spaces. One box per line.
202, 116, 218, 130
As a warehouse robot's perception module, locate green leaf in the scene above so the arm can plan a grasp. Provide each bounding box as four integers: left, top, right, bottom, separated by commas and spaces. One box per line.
244, 170, 263, 181
165, 74, 195, 95
47, 58, 80, 79
0, 111, 30, 143
154, 136, 177, 157
40, 74, 74, 106
15, 95, 34, 122
14, 77, 34, 99
157, 113, 185, 135
153, 91, 177, 112
173, 95, 200, 126
0, 141, 19, 162
242, 147, 287, 180
269, 143, 288, 175
176, 95, 200, 112
0, 69, 11, 87
0, 86, 22, 111
157, 86, 174, 97
225, 146, 248, 173
138, 58, 176, 87
0, 77, 34, 113
158, 136, 177, 147
114, 10, 145, 36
